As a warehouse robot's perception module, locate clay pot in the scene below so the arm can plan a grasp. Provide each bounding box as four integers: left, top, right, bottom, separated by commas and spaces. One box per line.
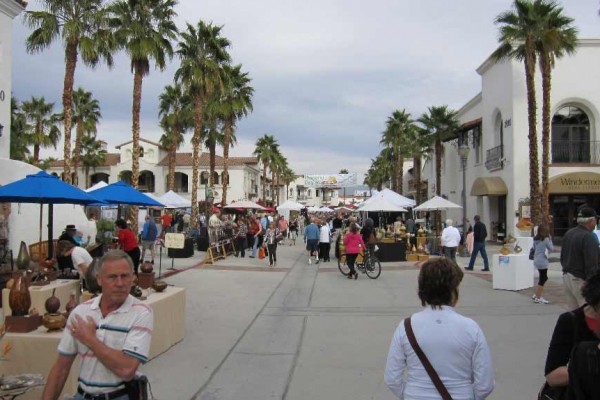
152, 280, 167, 293
9, 274, 31, 317
45, 288, 61, 314
42, 313, 66, 331
130, 285, 143, 298
65, 292, 78, 317
16, 241, 30, 271
140, 261, 153, 273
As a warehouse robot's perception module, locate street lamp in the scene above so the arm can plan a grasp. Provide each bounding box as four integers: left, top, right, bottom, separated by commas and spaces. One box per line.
458, 143, 470, 254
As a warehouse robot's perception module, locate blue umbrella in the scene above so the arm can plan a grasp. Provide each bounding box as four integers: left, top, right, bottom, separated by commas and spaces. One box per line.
88, 181, 164, 207
0, 171, 103, 257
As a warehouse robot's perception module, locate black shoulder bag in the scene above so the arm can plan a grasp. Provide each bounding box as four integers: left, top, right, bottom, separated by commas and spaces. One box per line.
404, 317, 453, 400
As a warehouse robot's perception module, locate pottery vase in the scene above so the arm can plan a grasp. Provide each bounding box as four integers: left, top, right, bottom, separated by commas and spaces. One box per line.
42, 313, 66, 331
44, 288, 61, 314
141, 261, 154, 273
9, 274, 31, 316
16, 241, 30, 271
65, 292, 78, 318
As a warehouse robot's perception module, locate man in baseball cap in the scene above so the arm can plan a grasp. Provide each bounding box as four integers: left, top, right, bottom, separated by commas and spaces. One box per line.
560, 206, 599, 309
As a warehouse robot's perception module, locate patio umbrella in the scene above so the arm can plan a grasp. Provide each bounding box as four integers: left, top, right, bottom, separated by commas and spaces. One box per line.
356, 196, 408, 212
223, 200, 265, 210
413, 196, 462, 211
88, 181, 164, 207
0, 171, 102, 257
158, 190, 192, 208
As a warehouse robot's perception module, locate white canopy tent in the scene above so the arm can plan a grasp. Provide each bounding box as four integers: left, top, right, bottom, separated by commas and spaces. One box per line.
277, 200, 304, 221
159, 190, 192, 208
84, 181, 108, 192
357, 196, 408, 212
364, 189, 415, 209
223, 200, 265, 210
318, 206, 334, 213
413, 196, 462, 211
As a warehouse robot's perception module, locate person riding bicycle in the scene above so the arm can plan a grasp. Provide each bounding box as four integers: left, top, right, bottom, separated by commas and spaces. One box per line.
344, 222, 366, 280
361, 218, 377, 256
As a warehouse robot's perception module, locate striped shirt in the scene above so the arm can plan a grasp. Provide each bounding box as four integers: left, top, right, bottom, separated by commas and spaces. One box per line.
57, 295, 153, 394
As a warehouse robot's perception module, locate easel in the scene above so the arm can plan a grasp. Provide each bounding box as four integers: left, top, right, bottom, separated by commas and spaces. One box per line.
162, 233, 185, 277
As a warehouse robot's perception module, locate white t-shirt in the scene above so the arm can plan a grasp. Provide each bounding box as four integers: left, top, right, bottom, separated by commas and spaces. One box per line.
71, 246, 93, 275
319, 225, 331, 243
441, 226, 462, 248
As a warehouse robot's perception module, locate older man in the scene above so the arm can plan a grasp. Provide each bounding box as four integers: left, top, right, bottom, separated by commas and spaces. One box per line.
561, 206, 600, 309
42, 250, 153, 400
440, 219, 461, 262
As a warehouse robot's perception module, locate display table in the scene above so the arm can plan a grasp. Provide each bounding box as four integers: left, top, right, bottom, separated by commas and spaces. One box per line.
2, 279, 80, 316
492, 254, 534, 290
167, 238, 194, 258
0, 286, 186, 400
376, 241, 406, 262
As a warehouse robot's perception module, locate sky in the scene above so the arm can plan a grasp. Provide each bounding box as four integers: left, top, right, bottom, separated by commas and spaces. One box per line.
10, 0, 600, 182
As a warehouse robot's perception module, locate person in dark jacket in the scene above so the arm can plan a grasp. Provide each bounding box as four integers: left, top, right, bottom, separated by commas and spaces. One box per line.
57, 224, 79, 272
560, 206, 599, 310
466, 215, 489, 271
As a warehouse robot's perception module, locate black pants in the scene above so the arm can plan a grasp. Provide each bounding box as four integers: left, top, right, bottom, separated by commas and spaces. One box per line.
267, 243, 277, 265
346, 253, 358, 274
126, 247, 142, 275
319, 242, 330, 261
236, 237, 247, 257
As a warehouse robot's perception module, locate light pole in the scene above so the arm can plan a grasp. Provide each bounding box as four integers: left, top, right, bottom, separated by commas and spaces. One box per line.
458, 143, 470, 255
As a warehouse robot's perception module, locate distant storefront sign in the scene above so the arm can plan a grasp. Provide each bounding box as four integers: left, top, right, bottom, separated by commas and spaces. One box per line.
304, 173, 357, 188
549, 172, 600, 194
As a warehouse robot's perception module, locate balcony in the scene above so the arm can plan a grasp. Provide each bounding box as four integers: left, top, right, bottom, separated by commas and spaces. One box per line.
552, 140, 600, 164
485, 145, 504, 171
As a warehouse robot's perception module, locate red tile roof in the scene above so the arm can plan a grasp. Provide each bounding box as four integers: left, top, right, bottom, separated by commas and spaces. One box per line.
48, 153, 120, 168
157, 153, 258, 167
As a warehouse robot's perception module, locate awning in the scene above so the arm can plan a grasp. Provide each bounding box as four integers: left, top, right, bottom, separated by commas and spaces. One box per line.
470, 177, 508, 196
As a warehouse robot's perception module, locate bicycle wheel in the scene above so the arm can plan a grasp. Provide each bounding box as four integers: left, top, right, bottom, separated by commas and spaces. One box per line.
365, 256, 381, 279
338, 254, 350, 276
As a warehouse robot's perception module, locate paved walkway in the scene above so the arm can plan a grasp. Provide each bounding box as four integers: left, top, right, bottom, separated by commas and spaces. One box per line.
143, 240, 567, 399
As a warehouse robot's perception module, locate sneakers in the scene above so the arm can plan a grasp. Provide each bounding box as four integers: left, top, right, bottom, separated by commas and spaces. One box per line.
531, 294, 537, 301
308, 258, 312, 265
534, 297, 550, 304
315, 258, 319, 264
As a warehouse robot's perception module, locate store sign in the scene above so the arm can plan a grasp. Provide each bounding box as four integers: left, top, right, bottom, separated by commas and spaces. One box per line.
549, 172, 600, 193
304, 173, 357, 188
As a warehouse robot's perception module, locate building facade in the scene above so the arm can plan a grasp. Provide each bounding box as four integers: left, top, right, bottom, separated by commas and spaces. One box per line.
422, 39, 600, 240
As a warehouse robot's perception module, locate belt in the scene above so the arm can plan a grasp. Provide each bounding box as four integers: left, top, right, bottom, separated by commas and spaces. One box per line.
77, 386, 128, 400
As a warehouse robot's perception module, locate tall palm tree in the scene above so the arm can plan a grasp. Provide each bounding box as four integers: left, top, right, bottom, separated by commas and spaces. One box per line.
175, 20, 231, 223
253, 134, 279, 203
269, 151, 286, 206
220, 64, 254, 205
203, 98, 223, 186
536, 3, 577, 226
109, 0, 178, 232
81, 135, 107, 188
21, 96, 62, 164
71, 88, 101, 186
158, 83, 192, 191
25, 0, 114, 184
404, 124, 430, 205
381, 109, 414, 194
10, 97, 31, 162
281, 167, 296, 201
492, 0, 546, 224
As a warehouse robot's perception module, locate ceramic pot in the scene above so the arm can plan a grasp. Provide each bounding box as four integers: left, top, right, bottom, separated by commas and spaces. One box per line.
65, 292, 78, 317
43, 313, 66, 331
9, 274, 32, 316
152, 280, 167, 293
44, 288, 61, 314
16, 241, 30, 271
141, 261, 154, 273
85, 258, 102, 294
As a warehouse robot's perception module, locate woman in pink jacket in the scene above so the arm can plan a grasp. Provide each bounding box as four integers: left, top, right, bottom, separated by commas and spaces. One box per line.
343, 223, 367, 280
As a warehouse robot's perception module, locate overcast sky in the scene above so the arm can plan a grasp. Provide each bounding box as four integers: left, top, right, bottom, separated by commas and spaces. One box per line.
11, 0, 600, 181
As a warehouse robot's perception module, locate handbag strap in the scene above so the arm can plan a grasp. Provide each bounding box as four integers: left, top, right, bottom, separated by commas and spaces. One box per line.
404, 317, 453, 400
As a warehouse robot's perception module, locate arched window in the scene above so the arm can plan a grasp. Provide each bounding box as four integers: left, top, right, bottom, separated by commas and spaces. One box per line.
494, 113, 504, 152
552, 106, 591, 163
212, 171, 219, 185
139, 146, 144, 158
200, 172, 209, 185
308, 189, 312, 197
289, 188, 293, 197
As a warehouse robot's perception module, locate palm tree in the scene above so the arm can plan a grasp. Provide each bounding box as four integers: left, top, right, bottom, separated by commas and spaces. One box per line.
109, 0, 178, 232
269, 151, 286, 206
202, 98, 223, 187
253, 134, 279, 203
71, 88, 101, 186
158, 83, 192, 191
492, 0, 547, 224
21, 96, 62, 164
220, 64, 254, 205
25, 0, 114, 184
81, 135, 107, 188
175, 20, 231, 222
381, 109, 414, 194
10, 97, 31, 161
281, 167, 296, 201
536, 3, 577, 226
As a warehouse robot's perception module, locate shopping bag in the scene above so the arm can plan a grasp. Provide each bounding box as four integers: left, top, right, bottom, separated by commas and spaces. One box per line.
258, 247, 266, 259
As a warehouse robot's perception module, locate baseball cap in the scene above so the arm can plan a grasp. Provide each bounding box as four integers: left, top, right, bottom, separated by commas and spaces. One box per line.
65, 224, 77, 230
577, 206, 597, 219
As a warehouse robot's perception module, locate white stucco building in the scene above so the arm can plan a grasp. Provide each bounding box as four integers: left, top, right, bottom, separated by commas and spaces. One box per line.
422, 39, 600, 241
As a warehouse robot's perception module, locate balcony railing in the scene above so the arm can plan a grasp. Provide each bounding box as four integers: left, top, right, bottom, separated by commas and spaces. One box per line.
485, 145, 504, 171
552, 140, 600, 164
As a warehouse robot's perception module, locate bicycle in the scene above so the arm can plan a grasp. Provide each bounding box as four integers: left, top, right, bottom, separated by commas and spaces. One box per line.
337, 247, 381, 279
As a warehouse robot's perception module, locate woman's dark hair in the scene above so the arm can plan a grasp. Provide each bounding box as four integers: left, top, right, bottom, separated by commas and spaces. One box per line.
349, 222, 359, 233
467, 226, 473, 233
535, 225, 549, 241
582, 273, 600, 309
115, 219, 127, 229
418, 258, 464, 309
364, 218, 374, 228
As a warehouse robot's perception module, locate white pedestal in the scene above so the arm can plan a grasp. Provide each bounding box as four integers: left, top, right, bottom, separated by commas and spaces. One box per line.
492, 254, 534, 291
517, 237, 534, 254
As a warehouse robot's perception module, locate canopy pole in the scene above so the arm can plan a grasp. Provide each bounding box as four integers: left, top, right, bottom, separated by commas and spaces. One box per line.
48, 204, 54, 259
39, 204, 43, 244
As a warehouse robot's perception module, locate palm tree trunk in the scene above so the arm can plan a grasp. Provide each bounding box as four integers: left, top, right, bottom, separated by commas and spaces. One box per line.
72, 123, 84, 186
209, 142, 216, 187
270, 170, 275, 206
190, 95, 204, 224
61, 41, 78, 184
262, 165, 268, 203
33, 145, 40, 162
524, 39, 541, 225
414, 156, 422, 205
167, 124, 178, 191
435, 139, 442, 234
85, 166, 90, 189
540, 54, 552, 228
222, 119, 233, 206
130, 68, 143, 234
396, 152, 403, 195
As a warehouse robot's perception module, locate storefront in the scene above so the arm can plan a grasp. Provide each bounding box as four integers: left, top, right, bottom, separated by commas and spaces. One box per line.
471, 177, 508, 241
549, 172, 600, 239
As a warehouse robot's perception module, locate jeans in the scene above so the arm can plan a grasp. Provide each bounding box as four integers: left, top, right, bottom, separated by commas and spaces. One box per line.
468, 241, 489, 270
252, 235, 260, 257
443, 246, 457, 262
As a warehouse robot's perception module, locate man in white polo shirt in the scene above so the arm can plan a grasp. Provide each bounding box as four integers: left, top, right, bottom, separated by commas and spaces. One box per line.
441, 219, 462, 263
42, 250, 153, 400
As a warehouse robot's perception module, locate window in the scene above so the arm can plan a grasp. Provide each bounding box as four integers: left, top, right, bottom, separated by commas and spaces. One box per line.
552, 106, 591, 163
316, 189, 320, 197
212, 171, 220, 185
139, 146, 144, 157
200, 172, 209, 185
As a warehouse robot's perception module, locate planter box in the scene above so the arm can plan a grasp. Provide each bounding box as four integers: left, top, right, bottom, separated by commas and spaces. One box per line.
406, 254, 419, 262
5, 314, 42, 333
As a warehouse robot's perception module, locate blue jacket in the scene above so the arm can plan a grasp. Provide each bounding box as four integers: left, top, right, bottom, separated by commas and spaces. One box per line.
141, 219, 158, 241
304, 223, 320, 241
